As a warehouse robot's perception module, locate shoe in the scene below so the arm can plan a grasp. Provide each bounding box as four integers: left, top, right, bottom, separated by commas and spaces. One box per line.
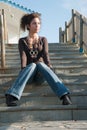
62, 94, 72, 105
5, 94, 17, 106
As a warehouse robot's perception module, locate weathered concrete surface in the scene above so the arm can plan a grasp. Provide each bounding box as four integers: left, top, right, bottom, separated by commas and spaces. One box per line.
0, 121, 87, 130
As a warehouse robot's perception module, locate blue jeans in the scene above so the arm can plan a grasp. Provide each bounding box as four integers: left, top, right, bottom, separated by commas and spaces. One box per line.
6, 62, 70, 100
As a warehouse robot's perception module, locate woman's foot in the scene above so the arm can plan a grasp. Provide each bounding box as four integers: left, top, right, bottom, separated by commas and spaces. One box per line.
5, 94, 17, 106
61, 94, 72, 105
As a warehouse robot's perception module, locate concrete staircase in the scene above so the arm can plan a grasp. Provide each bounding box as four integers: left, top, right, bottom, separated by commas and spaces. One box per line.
0, 42, 87, 123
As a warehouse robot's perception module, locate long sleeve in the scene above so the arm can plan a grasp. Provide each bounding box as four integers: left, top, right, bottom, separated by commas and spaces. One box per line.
18, 38, 27, 69
42, 37, 52, 68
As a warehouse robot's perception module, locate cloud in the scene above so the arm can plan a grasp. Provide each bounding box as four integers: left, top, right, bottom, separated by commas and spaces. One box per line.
78, 1, 87, 17
62, 0, 87, 17
62, 0, 76, 10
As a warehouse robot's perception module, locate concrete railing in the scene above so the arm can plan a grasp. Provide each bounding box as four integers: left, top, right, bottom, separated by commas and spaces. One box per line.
59, 9, 87, 53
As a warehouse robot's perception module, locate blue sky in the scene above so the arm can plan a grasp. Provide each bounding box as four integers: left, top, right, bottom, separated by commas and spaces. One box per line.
11, 0, 87, 43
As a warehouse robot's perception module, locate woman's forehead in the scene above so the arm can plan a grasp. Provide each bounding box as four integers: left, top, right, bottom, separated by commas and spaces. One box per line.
30, 17, 40, 23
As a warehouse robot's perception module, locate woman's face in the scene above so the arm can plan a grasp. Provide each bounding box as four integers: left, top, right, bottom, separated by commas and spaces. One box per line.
28, 17, 41, 33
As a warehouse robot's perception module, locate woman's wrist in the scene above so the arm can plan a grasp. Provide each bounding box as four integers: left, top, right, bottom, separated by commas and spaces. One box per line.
21, 67, 26, 69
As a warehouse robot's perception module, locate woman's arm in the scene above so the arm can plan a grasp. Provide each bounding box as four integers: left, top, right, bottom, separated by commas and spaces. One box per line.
42, 37, 52, 68
18, 38, 27, 69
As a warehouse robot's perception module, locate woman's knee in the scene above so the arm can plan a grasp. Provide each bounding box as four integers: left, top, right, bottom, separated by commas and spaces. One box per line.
37, 62, 48, 69
37, 62, 45, 67
27, 63, 36, 70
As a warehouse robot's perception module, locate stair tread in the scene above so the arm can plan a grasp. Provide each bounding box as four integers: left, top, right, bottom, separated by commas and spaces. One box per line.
0, 72, 87, 76
0, 104, 86, 112
1, 91, 87, 98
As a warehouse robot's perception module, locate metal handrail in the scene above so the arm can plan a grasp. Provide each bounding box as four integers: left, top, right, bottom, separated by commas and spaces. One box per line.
0, 9, 5, 68
59, 9, 87, 53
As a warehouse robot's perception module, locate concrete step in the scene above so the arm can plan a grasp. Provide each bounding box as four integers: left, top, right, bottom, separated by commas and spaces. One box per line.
5, 43, 77, 48
5, 52, 82, 62
51, 58, 87, 64
5, 45, 77, 50
5, 50, 80, 60
5, 51, 81, 58
4, 56, 87, 67
0, 67, 20, 74
51, 48, 79, 52
0, 68, 87, 87
0, 64, 86, 73
4, 63, 87, 69
5, 48, 79, 55
0, 72, 87, 82
0, 120, 87, 130
5, 52, 86, 67
0, 60, 87, 72
0, 81, 87, 98
50, 51, 83, 56
49, 46, 79, 51
0, 104, 87, 123
5, 51, 80, 61
0, 91, 87, 106
3, 44, 86, 67
5, 45, 78, 51
4, 43, 84, 68
49, 44, 78, 48
5, 60, 87, 67
0, 72, 87, 78
50, 55, 87, 60
0, 42, 86, 122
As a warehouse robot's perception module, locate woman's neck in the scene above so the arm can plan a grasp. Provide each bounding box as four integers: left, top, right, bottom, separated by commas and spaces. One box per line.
27, 33, 39, 45
28, 33, 38, 40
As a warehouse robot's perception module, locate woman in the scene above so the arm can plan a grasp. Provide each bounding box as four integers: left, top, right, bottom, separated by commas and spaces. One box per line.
5, 13, 72, 106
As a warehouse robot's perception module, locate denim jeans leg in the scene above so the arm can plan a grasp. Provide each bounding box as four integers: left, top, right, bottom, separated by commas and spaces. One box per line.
37, 62, 70, 98
6, 63, 37, 100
